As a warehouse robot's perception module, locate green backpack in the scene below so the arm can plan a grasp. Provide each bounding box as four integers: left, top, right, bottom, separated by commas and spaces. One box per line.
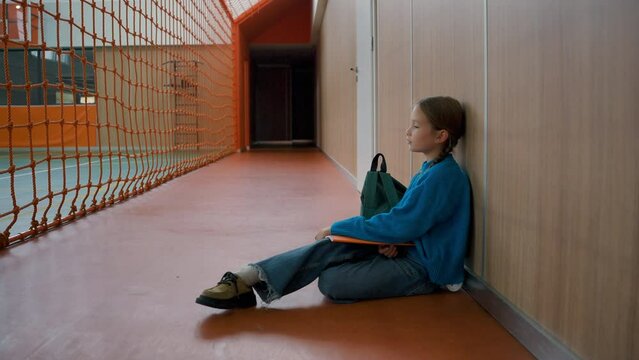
360, 153, 407, 219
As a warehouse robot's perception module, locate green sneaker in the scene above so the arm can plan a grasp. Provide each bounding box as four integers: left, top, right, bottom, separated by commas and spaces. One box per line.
196, 272, 257, 309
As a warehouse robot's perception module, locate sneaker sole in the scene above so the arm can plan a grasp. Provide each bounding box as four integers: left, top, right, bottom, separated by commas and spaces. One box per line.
195, 292, 257, 309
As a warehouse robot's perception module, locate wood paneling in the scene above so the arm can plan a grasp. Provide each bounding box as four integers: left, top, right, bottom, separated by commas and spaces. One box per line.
371, 1, 638, 358
411, 0, 485, 275
318, 0, 356, 175
486, 1, 639, 358
376, 0, 413, 186
95, 45, 233, 150
322, 1, 638, 357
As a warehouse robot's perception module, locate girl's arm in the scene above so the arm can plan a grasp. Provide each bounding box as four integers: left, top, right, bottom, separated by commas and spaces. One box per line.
314, 226, 331, 241
330, 169, 467, 244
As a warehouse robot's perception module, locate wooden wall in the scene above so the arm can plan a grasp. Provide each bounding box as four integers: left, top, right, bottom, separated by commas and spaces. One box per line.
317, 0, 356, 175
329, 0, 638, 358
375, 0, 412, 186
486, 1, 639, 358
94, 45, 234, 151
376, 0, 485, 274
411, 0, 485, 274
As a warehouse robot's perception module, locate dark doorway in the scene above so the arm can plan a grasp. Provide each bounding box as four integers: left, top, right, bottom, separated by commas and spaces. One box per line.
250, 45, 316, 148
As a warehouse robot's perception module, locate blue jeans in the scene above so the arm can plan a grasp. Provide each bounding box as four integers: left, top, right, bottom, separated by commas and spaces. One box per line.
249, 238, 438, 304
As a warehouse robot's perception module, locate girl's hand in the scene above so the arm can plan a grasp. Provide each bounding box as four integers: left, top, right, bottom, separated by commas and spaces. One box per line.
378, 244, 398, 258
315, 226, 331, 241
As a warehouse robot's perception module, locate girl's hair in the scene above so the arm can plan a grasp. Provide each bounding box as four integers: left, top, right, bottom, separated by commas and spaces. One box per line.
415, 96, 466, 167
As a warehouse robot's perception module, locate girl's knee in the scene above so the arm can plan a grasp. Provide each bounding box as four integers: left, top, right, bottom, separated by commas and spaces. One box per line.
318, 270, 347, 299
317, 271, 359, 304
317, 270, 336, 297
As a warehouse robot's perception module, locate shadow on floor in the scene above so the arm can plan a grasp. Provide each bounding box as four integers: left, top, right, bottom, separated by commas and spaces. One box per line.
196, 291, 534, 359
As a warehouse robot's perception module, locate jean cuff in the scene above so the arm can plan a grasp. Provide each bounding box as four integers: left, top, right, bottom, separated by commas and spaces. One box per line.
247, 263, 281, 304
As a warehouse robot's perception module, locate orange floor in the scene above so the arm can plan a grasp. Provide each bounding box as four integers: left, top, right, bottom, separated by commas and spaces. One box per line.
0, 148, 533, 359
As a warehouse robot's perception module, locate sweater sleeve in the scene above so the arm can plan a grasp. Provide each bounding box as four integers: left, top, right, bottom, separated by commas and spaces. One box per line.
330, 170, 464, 244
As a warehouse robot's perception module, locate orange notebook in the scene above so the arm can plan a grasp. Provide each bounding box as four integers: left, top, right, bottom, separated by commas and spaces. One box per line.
327, 235, 415, 247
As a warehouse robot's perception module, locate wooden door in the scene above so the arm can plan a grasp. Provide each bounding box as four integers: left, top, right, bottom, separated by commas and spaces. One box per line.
253, 65, 291, 143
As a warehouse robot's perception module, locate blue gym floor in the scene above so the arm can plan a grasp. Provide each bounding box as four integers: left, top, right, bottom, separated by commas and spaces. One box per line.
0, 149, 167, 238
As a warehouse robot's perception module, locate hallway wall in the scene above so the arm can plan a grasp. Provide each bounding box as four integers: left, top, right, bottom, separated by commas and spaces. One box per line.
484, 1, 638, 358
320, 1, 639, 359
376, 0, 485, 275
317, 0, 357, 176
95, 45, 234, 150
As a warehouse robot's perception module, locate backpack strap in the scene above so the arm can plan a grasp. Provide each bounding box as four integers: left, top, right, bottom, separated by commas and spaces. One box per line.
370, 153, 387, 173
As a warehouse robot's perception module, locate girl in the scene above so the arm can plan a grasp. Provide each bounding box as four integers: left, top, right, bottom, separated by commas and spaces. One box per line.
196, 96, 471, 309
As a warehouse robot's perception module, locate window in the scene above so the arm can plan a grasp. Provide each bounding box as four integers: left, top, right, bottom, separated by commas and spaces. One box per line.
0, 48, 96, 106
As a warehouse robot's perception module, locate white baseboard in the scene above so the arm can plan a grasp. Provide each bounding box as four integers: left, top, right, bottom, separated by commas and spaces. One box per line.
319, 149, 359, 193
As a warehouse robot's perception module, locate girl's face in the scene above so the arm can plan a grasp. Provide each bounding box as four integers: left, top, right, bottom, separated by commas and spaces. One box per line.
405, 105, 448, 156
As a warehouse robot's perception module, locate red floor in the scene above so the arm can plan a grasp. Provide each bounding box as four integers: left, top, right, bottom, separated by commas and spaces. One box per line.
0, 148, 533, 359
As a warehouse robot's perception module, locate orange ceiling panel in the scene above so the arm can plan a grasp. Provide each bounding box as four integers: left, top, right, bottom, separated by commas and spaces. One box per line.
237, 0, 312, 43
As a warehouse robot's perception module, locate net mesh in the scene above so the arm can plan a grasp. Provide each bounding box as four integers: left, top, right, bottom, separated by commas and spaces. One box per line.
1, 0, 237, 248
226, 0, 261, 19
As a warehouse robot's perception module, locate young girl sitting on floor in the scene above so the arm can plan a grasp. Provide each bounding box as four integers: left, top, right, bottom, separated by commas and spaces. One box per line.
196, 96, 471, 309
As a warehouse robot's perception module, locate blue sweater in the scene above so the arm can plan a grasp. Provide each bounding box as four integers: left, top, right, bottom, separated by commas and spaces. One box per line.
330, 153, 471, 285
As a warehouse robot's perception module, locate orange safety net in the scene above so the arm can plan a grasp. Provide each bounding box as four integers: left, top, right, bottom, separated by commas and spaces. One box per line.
225, 0, 261, 19
1, 0, 238, 248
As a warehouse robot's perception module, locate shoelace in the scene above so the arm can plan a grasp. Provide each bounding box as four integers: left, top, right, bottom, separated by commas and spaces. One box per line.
218, 272, 240, 298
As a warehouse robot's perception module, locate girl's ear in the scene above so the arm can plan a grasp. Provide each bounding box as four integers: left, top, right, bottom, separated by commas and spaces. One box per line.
435, 129, 450, 144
